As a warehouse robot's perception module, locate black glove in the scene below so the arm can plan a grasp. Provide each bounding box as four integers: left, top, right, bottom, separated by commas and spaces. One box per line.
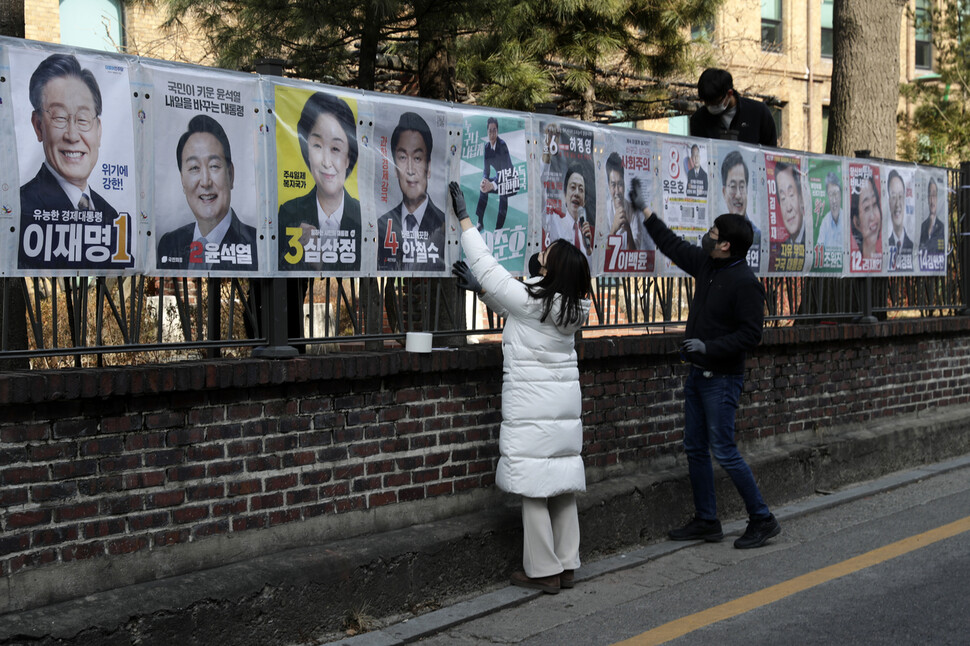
452, 260, 482, 292
449, 181, 470, 221
682, 338, 706, 355
628, 177, 648, 213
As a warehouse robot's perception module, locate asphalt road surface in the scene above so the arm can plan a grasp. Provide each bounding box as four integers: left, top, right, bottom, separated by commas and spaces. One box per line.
408, 460, 970, 646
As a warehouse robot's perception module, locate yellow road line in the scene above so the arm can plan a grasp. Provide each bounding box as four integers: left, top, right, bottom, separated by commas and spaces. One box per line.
615, 515, 970, 646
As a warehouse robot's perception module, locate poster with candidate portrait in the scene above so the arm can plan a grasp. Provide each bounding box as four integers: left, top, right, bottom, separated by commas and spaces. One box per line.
148, 64, 263, 275
766, 152, 807, 274
916, 167, 947, 274
808, 157, 845, 274
882, 164, 916, 274
274, 83, 368, 276
658, 137, 708, 276
713, 143, 765, 273
456, 111, 529, 273
372, 101, 449, 275
848, 162, 883, 274
598, 130, 655, 275
538, 119, 597, 272
7, 46, 137, 275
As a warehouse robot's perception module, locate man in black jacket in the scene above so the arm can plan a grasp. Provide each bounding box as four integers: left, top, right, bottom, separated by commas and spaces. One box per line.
629, 178, 781, 549
689, 68, 777, 148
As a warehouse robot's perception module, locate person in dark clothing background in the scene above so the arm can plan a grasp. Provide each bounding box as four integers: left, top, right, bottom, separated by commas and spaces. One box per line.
689, 68, 777, 148
628, 177, 781, 549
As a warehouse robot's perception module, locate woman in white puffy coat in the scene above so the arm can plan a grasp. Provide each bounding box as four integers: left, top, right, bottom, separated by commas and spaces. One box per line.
449, 182, 592, 595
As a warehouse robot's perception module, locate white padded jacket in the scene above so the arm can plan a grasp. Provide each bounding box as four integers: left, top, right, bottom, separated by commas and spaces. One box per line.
462, 228, 591, 498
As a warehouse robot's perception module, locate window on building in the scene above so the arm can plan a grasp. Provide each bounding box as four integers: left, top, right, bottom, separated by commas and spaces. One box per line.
770, 105, 783, 146
59, 0, 124, 52
821, 0, 834, 58
915, 0, 933, 70
762, 0, 783, 52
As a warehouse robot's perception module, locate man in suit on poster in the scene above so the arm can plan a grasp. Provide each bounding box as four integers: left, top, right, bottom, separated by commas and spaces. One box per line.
377, 111, 445, 272
157, 114, 257, 271
20, 54, 118, 239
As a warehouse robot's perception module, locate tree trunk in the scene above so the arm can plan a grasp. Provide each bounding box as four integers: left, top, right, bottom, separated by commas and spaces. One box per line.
415, 0, 456, 101
580, 62, 596, 122
826, 0, 907, 157
358, 2, 382, 91
0, 0, 25, 38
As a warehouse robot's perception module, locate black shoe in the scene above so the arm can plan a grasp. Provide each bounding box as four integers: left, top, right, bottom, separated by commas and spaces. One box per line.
668, 517, 724, 542
734, 514, 781, 549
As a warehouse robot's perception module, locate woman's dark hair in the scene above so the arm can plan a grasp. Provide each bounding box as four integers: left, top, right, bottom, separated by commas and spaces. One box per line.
850, 173, 881, 247
527, 240, 591, 326
297, 92, 358, 176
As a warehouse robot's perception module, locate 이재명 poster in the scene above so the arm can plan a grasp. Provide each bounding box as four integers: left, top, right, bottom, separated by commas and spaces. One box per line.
151, 64, 262, 274
883, 164, 916, 274
713, 143, 764, 273
275, 84, 364, 275
599, 131, 655, 275
373, 102, 449, 274
848, 161, 883, 274
916, 167, 947, 274
538, 119, 597, 270
456, 112, 529, 273
9, 47, 137, 274
808, 157, 845, 274
766, 152, 807, 274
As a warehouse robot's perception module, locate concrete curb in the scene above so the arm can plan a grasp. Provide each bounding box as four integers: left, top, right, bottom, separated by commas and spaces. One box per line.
324, 452, 970, 646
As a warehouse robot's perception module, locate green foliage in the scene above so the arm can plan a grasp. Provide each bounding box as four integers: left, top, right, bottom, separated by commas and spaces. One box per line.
154, 0, 721, 120
899, 0, 970, 166
459, 0, 722, 119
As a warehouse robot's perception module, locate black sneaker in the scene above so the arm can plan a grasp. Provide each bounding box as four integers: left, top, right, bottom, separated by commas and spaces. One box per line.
668, 517, 724, 542
734, 514, 781, 549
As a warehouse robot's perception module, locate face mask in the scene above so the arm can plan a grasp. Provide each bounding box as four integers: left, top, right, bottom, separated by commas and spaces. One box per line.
701, 233, 717, 255
528, 252, 543, 277
706, 103, 726, 116
706, 94, 730, 116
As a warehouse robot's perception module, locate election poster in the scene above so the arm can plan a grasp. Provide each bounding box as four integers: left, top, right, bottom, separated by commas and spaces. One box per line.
713, 143, 764, 273
916, 167, 947, 274
883, 164, 916, 274
661, 138, 709, 227
848, 162, 883, 274
538, 119, 597, 271
599, 130, 655, 275
808, 157, 845, 274
8, 47, 138, 274
150, 64, 262, 274
372, 102, 449, 275
275, 84, 365, 276
658, 137, 708, 275
456, 111, 529, 273
766, 152, 807, 274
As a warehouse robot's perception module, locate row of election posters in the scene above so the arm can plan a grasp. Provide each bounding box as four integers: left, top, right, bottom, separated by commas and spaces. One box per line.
0, 37, 951, 279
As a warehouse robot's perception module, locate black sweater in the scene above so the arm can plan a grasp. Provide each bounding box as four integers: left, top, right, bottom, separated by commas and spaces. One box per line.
645, 214, 765, 375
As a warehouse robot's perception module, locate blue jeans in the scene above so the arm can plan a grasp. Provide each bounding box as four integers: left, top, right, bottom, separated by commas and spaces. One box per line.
683, 366, 770, 522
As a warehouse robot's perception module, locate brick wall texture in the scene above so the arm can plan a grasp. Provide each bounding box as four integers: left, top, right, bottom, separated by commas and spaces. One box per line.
2, 319, 970, 592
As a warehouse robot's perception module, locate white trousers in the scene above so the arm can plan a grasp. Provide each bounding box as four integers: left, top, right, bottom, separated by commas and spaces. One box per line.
521, 494, 581, 578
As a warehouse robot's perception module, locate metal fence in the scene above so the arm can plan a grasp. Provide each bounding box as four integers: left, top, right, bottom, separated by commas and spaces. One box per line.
1, 165, 967, 370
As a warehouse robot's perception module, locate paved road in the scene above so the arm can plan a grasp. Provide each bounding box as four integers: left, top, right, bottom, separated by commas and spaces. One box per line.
398, 458, 970, 646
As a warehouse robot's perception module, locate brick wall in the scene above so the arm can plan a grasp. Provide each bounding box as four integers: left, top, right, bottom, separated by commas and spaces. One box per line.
2, 318, 970, 612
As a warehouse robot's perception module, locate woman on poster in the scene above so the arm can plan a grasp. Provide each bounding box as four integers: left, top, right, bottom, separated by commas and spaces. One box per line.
449, 181, 591, 595
277, 91, 361, 272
